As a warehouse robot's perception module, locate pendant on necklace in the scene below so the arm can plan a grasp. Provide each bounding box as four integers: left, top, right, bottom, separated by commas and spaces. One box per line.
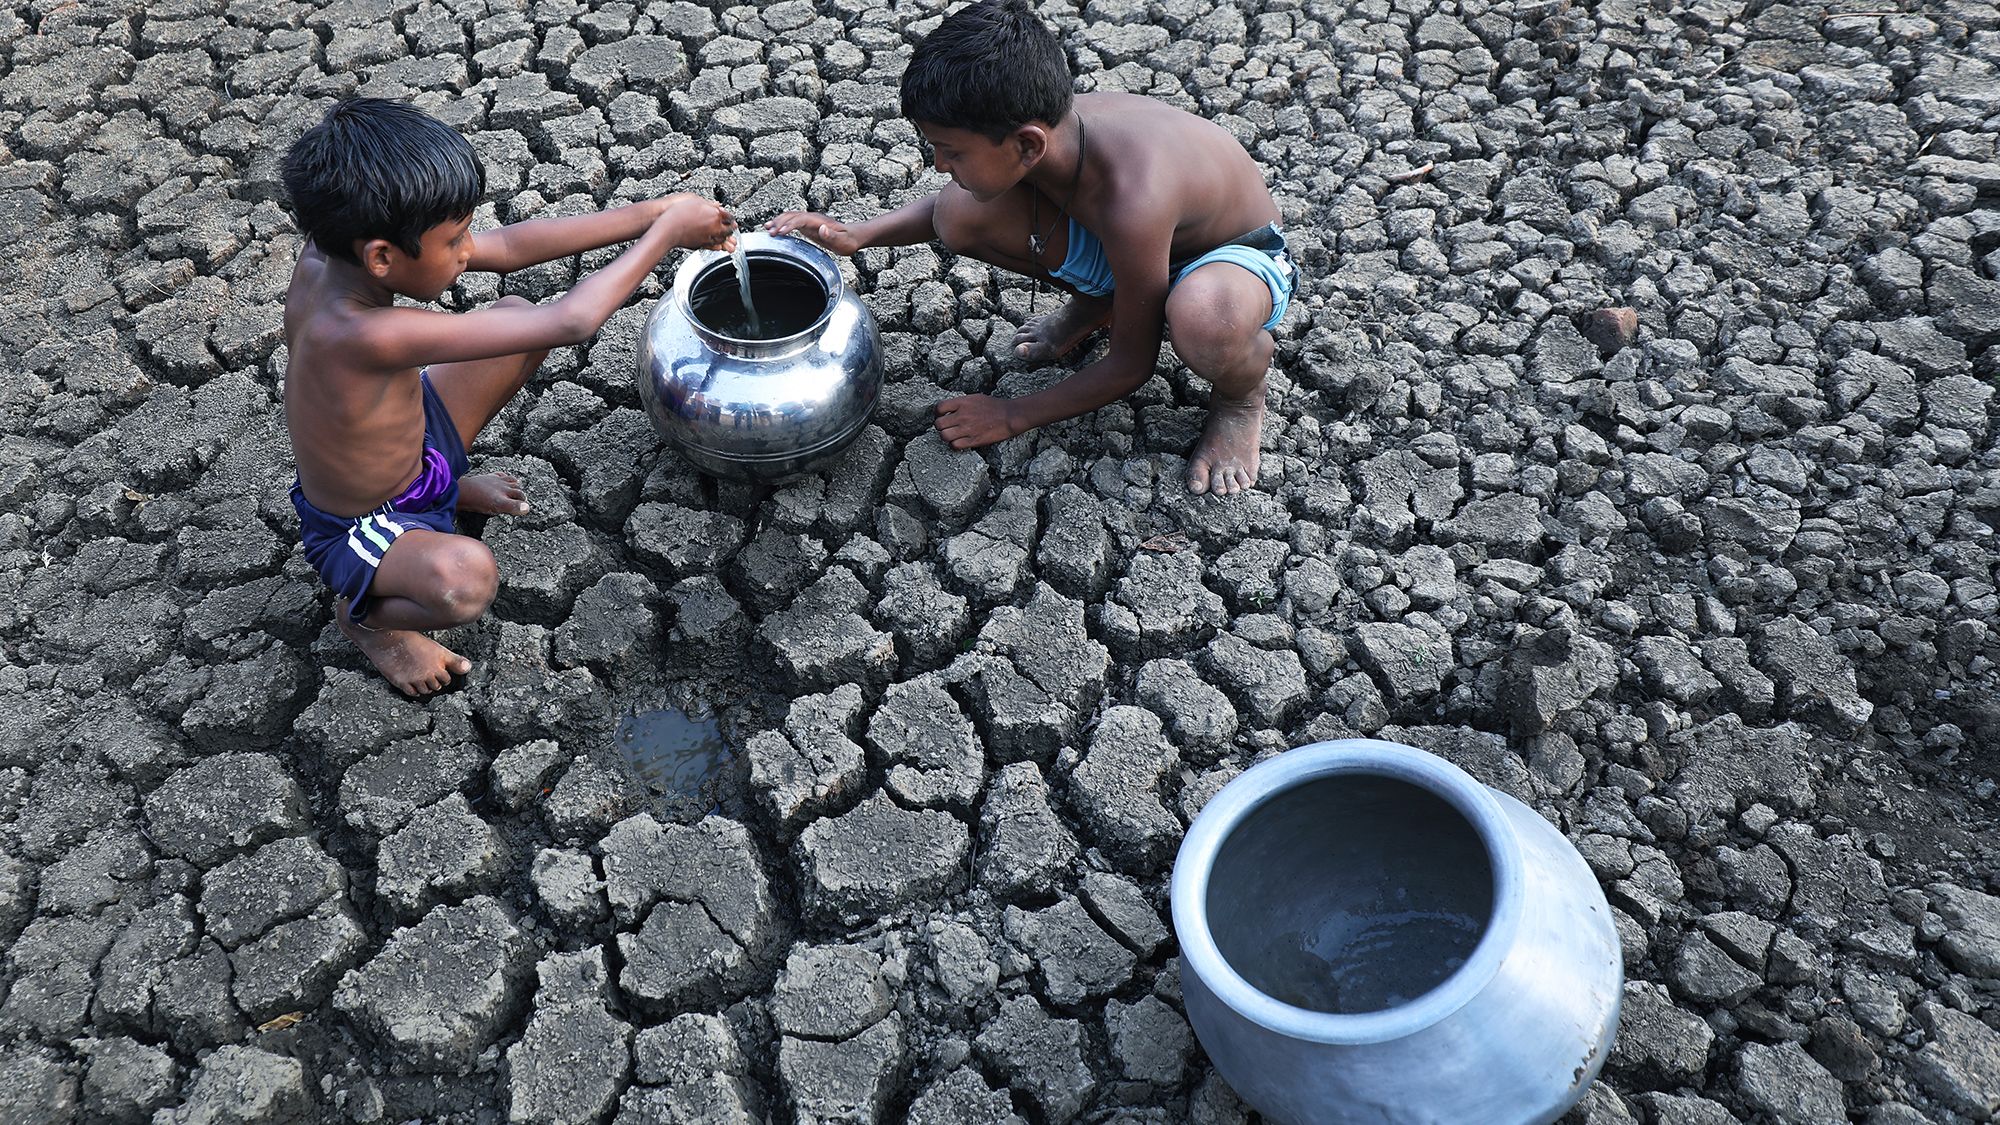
1029, 233, 1046, 259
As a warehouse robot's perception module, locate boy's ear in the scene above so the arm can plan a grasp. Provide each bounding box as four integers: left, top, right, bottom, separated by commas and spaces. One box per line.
357, 238, 399, 278
1012, 123, 1049, 169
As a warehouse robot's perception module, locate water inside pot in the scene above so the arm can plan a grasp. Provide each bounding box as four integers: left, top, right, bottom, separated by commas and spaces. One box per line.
1208, 775, 1493, 1014
690, 254, 830, 340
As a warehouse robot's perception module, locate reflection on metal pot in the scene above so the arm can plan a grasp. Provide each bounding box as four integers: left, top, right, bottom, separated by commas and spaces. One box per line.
636, 231, 883, 481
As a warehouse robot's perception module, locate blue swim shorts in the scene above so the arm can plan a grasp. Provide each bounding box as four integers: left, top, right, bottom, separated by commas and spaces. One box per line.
1047, 220, 1298, 332
290, 371, 468, 622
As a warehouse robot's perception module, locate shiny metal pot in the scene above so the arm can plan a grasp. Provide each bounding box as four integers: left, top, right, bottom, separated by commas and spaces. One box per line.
1171, 739, 1622, 1125
636, 231, 882, 480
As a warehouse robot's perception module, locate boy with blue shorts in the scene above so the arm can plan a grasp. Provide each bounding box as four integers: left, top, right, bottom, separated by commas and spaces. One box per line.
281, 99, 736, 695
770, 0, 1296, 496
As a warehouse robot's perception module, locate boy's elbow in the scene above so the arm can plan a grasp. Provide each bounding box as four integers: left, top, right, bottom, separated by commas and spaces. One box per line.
1101, 357, 1154, 396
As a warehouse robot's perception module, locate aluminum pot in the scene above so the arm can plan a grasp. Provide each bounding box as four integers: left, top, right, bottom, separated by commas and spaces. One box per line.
636, 231, 882, 480
1171, 739, 1622, 1125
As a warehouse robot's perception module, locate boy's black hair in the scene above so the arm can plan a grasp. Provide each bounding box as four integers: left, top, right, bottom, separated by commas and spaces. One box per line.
281, 98, 485, 265
901, 0, 1073, 141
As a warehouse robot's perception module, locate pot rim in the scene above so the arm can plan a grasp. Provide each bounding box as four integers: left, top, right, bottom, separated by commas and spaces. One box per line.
1170, 738, 1526, 1045
674, 230, 841, 357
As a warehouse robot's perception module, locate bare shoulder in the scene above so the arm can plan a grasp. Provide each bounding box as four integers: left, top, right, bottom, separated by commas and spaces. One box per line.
1084, 92, 1261, 197
285, 247, 331, 348
1083, 92, 1234, 154
1082, 91, 1275, 243
286, 264, 349, 343
287, 288, 411, 377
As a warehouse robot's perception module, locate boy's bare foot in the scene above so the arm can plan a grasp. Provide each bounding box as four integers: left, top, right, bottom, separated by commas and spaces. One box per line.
458, 471, 529, 516
1013, 294, 1111, 363
1187, 391, 1265, 496
337, 598, 470, 697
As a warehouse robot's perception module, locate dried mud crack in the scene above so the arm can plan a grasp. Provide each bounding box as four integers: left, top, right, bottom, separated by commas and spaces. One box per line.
3, 0, 2000, 1122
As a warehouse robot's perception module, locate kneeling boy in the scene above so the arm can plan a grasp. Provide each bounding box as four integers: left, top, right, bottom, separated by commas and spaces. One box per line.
282, 98, 735, 695
769, 0, 1296, 496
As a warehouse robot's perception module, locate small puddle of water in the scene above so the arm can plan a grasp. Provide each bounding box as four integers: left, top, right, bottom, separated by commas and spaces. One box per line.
614, 707, 730, 798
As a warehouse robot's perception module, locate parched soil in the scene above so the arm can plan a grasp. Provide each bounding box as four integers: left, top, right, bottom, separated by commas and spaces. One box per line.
1, 0, 1998, 1122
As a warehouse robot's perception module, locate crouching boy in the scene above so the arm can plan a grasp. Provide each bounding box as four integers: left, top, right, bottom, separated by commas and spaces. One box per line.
282, 98, 735, 695
769, 0, 1297, 496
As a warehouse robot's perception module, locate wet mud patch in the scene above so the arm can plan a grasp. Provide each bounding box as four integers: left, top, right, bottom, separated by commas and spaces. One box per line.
1822, 745, 2000, 881
613, 703, 734, 817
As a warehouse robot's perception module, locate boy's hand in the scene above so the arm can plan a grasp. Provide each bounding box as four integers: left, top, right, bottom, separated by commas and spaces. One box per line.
934, 394, 1018, 450
766, 211, 863, 256
659, 194, 738, 251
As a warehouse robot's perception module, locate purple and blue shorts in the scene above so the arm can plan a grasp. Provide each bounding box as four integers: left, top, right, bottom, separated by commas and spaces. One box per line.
290, 371, 466, 622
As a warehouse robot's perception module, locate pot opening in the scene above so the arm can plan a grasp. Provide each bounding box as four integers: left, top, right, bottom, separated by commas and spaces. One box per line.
1207, 774, 1494, 1015
690, 254, 831, 341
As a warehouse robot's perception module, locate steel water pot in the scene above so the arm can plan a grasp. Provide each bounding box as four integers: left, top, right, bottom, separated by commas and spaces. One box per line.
1171, 739, 1623, 1125
636, 231, 882, 480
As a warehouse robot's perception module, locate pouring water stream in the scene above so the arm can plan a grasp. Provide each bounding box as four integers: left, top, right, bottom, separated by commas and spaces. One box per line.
731, 241, 761, 336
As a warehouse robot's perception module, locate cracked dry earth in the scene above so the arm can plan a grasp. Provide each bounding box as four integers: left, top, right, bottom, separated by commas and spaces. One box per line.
4, 0, 2000, 1121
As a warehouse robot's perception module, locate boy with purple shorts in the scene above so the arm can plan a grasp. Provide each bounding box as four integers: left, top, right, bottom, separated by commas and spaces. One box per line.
282, 98, 737, 695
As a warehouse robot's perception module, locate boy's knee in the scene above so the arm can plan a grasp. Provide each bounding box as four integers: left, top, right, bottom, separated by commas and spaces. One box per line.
429, 540, 498, 623
1167, 277, 1269, 367
1165, 305, 1241, 366
495, 294, 534, 309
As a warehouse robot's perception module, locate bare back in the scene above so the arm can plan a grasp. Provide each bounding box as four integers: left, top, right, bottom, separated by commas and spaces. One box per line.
1064, 92, 1280, 264
284, 243, 431, 519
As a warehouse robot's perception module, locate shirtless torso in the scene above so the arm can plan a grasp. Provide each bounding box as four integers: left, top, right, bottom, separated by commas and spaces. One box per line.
278, 195, 736, 696
284, 240, 437, 519
772, 90, 1290, 495
1013, 92, 1280, 279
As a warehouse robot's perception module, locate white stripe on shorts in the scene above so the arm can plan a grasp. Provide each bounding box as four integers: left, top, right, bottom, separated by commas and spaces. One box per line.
358, 515, 393, 553
346, 527, 382, 568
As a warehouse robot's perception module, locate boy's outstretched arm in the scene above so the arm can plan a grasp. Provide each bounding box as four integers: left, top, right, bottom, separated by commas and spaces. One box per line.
766, 195, 938, 255
935, 206, 1174, 449
468, 193, 733, 274
354, 198, 736, 370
